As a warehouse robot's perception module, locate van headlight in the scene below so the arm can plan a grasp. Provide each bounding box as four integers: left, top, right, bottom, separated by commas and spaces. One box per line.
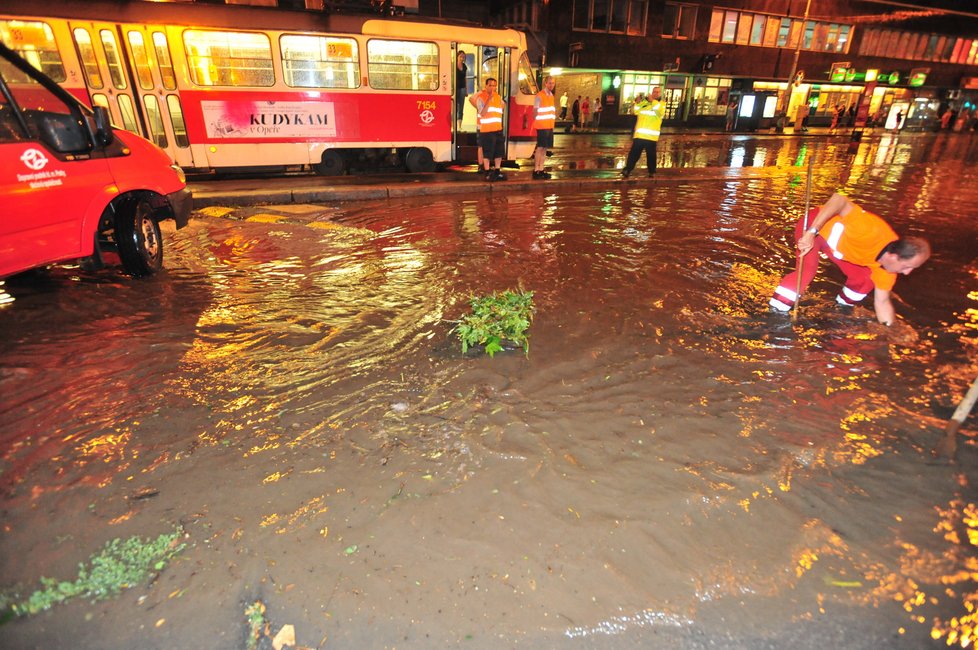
170, 164, 186, 184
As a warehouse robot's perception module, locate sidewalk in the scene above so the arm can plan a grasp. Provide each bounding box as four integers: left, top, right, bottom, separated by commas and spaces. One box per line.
189, 164, 779, 209
187, 126, 915, 209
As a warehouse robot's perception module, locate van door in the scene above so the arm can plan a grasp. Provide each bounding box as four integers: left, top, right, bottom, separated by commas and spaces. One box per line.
0, 64, 111, 276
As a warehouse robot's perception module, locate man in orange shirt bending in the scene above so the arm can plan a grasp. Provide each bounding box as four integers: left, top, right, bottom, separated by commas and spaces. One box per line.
769, 193, 930, 326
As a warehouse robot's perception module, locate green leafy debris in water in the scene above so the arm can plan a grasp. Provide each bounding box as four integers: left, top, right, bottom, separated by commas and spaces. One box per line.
452, 289, 535, 358
4, 528, 185, 618
244, 600, 267, 650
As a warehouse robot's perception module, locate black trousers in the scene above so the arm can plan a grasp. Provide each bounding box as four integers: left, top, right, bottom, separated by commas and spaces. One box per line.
623, 138, 657, 175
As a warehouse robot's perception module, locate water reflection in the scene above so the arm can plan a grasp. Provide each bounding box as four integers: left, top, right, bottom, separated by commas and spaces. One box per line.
1, 135, 977, 648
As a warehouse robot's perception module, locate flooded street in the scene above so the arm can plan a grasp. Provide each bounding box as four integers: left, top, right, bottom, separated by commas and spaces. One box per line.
2, 133, 978, 649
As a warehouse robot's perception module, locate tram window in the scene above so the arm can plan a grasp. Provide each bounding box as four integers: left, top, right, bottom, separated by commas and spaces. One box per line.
92, 94, 109, 110
100, 30, 128, 89
1, 21, 66, 82
153, 32, 177, 90
366, 39, 438, 91
280, 34, 359, 89
143, 95, 168, 148
127, 32, 155, 90
117, 93, 139, 133
72, 28, 104, 89
184, 30, 274, 87
166, 95, 190, 147
517, 52, 537, 95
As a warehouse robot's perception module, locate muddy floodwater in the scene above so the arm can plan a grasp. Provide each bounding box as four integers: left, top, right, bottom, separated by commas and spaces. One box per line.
2, 134, 978, 649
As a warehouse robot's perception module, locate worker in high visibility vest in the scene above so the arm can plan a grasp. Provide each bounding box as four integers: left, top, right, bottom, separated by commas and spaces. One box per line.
770, 193, 930, 326
475, 77, 507, 181
531, 75, 556, 180
621, 86, 664, 179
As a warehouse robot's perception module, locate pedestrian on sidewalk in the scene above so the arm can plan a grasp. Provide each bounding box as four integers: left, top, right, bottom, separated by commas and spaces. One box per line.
475, 77, 507, 181
581, 96, 591, 132
531, 75, 556, 180
830, 104, 843, 132
570, 96, 580, 132
621, 87, 664, 179
592, 97, 603, 129
726, 99, 739, 131
769, 192, 930, 326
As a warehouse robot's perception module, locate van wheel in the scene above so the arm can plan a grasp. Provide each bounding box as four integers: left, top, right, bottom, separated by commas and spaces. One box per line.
405, 147, 435, 173
116, 197, 163, 277
316, 149, 346, 175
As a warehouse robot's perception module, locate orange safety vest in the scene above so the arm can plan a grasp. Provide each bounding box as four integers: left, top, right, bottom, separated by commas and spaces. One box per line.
534, 90, 556, 130
817, 204, 898, 290
477, 91, 504, 132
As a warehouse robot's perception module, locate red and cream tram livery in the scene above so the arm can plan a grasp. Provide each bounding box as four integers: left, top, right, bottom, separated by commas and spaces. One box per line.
0, 0, 539, 175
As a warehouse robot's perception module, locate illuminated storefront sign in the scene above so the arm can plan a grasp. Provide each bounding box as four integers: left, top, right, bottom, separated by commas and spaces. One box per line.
909, 68, 929, 87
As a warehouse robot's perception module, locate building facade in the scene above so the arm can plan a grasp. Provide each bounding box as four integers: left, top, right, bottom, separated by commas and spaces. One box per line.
491, 0, 978, 131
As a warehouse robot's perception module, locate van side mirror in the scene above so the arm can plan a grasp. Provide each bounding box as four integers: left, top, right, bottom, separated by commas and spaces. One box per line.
93, 105, 114, 147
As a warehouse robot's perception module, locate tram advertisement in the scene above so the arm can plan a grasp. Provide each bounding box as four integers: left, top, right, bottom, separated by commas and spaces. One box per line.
201, 100, 338, 139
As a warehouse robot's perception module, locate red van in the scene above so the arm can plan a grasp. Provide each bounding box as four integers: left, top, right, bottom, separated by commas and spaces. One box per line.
0, 42, 191, 279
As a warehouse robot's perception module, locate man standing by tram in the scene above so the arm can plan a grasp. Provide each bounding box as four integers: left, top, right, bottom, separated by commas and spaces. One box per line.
531, 75, 556, 180
476, 77, 507, 181
621, 86, 664, 179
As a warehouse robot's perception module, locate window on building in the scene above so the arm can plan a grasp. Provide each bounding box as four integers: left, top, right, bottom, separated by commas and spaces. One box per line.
620, 72, 663, 114
802, 21, 815, 49
662, 2, 696, 39
722, 11, 737, 42
735, 14, 751, 44
707, 8, 851, 54
837, 25, 851, 52
691, 77, 732, 116
749, 15, 766, 45
896, 32, 911, 58
574, 0, 648, 35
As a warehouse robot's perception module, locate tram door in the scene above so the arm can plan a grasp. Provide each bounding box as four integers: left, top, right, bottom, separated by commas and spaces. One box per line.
117, 26, 194, 167
68, 23, 194, 167
68, 23, 142, 136
453, 42, 510, 164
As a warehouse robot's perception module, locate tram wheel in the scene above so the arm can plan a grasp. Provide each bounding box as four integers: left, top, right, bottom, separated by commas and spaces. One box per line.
404, 147, 435, 173
316, 149, 347, 176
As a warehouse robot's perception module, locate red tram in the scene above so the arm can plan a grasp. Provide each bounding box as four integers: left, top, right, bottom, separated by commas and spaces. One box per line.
0, 0, 540, 175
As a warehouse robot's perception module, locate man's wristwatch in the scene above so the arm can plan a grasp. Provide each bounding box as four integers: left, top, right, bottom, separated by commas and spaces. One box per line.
807, 227, 818, 235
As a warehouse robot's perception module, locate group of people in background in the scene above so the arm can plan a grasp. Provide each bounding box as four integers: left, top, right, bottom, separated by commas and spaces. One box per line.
558, 92, 603, 132
829, 103, 858, 132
